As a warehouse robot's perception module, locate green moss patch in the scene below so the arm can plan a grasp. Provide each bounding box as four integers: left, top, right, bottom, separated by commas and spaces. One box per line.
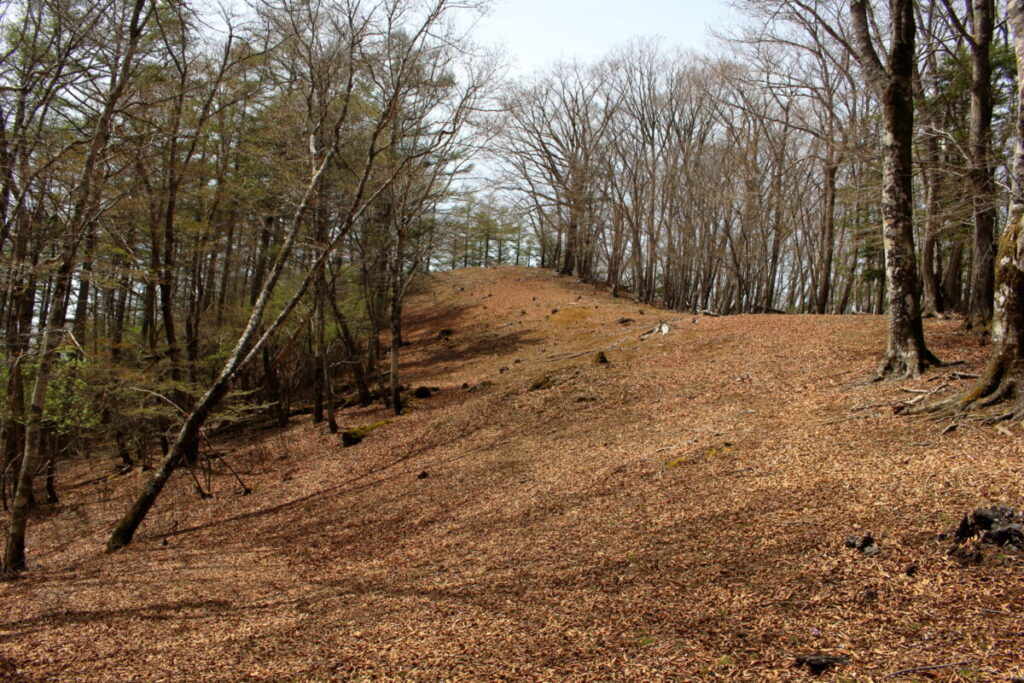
341, 419, 393, 447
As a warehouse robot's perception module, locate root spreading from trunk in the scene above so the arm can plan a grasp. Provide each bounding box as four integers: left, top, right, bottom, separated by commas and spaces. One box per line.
912, 356, 1024, 423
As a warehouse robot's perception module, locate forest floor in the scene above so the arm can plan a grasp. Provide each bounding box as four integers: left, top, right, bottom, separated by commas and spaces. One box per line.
1, 265, 1023, 682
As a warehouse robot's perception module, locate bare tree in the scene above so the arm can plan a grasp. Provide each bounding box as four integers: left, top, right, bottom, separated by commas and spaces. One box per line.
106, 0, 490, 552
940, 0, 998, 328
924, 0, 1024, 420
3, 0, 154, 574
848, 0, 939, 377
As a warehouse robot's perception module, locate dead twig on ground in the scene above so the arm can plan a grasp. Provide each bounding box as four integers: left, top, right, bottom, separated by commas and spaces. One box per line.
950, 371, 980, 380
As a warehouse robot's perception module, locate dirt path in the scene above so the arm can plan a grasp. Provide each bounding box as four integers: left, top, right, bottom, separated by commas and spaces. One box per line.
1, 266, 1021, 681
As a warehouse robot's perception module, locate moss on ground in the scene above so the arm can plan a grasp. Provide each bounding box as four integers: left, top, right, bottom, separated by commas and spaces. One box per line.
341, 419, 393, 447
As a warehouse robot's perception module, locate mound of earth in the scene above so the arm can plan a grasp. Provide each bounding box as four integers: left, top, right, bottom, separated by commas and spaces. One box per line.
1, 266, 1021, 681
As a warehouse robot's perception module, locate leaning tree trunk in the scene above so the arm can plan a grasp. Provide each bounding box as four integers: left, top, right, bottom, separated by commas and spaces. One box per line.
107, 172, 324, 552
850, 0, 939, 379
106, 41, 407, 549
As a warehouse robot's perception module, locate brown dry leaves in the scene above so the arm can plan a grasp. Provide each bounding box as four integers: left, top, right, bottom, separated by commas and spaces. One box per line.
1, 266, 1022, 682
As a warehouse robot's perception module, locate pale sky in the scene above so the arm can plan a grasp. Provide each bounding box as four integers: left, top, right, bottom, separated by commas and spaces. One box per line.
470, 0, 737, 75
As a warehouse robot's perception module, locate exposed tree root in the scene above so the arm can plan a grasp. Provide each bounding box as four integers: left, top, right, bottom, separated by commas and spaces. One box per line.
909, 356, 1024, 424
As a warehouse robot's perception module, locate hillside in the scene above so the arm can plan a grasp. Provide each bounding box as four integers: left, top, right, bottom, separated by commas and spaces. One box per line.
1, 266, 1021, 681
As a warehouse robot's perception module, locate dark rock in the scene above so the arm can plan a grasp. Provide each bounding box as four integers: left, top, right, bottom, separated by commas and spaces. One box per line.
417, 471, 429, 480
955, 514, 976, 543
948, 541, 984, 565
551, 308, 558, 314
982, 524, 1024, 547
955, 506, 1020, 543
412, 386, 432, 399
437, 328, 454, 340
904, 563, 919, 576
342, 432, 363, 447
461, 382, 470, 390
499, 366, 509, 374
617, 317, 635, 324
594, 351, 609, 365
845, 533, 880, 555
794, 653, 848, 675
974, 506, 1016, 530
857, 587, 878, 603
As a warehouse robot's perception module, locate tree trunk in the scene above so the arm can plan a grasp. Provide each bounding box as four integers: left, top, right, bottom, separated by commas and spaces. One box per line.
559, 217, 576, 276
967, 0, 997, 330
262, 346, 287, 428
107, 376, 228, 553
389, 308, 402, 416
107, 67, 393, 549
942, 236, 965, 311
943, 0, 1024, 417
875, 87, 938, 376
955, 220, 1024, 414
72, 227, 97, 343
388, 227, 404, 417
850, 0, 939, 379
815, 160, 837, 314
4, 0, 149, 574
919, 136, 942, 316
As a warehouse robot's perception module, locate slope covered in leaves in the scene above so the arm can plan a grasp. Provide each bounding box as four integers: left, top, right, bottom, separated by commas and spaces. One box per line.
1, 266, 1022, 681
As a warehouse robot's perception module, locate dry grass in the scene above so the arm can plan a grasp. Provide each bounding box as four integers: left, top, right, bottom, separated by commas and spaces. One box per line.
1, 266, 1022, 682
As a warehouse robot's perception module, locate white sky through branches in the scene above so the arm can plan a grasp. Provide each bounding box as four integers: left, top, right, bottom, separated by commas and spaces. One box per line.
471, 0, 735, 74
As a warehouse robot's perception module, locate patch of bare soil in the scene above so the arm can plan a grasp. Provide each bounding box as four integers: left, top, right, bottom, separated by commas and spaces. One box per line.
1, 266, 1022, 682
